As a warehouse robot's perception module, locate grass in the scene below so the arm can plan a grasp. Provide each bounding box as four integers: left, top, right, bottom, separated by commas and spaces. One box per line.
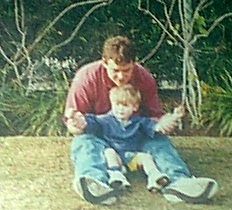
0, 136, 231, 210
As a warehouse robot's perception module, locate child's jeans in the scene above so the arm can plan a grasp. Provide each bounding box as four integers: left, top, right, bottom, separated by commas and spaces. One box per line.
70, 133, 191, 184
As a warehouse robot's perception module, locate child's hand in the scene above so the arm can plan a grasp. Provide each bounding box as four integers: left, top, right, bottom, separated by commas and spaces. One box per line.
155, 113, 178, 134
65, 108, 87, 134
173, 105, 185, 130
173, 105, 185, 119
155, 105, 185, 134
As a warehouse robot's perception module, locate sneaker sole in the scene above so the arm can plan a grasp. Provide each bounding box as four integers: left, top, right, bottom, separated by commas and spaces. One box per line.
163, 181, 218, 203
80, 177, 120, 204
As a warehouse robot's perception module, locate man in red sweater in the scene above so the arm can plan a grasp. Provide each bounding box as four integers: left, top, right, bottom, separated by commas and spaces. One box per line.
64, 36, 218, 205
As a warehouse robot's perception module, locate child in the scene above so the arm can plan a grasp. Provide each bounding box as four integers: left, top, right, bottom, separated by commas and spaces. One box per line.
67, 84, 183, 191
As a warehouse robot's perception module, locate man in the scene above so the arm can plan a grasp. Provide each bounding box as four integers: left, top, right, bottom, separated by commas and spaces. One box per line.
64, 35, 218, 205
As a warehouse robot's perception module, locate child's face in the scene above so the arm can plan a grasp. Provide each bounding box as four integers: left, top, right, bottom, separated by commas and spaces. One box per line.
111, 101, 137, 121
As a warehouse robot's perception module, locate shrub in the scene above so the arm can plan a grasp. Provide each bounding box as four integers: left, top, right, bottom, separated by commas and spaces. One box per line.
0, 57, 77, 136
201, 70, 232, 136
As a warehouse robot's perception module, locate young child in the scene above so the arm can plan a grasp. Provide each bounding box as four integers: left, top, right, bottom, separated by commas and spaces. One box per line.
67, 84, 183, 191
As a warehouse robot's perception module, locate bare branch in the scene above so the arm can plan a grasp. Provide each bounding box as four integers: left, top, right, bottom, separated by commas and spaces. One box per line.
189, 59, 202, 111
13, 0, 33, 88
178, 0, 184, 35
14, 0, 32, 75
15, 0, 109, 64
14, 0, 26, 61
190, 12, 232, 45
139, 0, 177, 63
189, 0, 212, 37
46, 0, 113, 57
28, 0, 108, 52
138, 0, 177, 43
138, 0, 230, 126
15, 0, 24, 33
181, 48, 187, 104
0, 46, 21, 85
139, 32, 166, 64
161, 0, 185, 44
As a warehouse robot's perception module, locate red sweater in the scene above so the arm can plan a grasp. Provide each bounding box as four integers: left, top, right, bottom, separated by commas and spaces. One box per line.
64, 60, 164, 118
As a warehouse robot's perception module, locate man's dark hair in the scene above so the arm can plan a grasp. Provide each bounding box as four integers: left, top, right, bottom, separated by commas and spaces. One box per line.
102, 36, 136, 64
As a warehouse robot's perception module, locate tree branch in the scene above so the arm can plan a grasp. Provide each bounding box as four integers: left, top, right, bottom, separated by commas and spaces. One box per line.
190, 12, 232, 45
0, 46, 21, 85
188, 0, 212, 38
14, 0, 33, 86
138, 0, 177, 43
161, 0, 185, 44
15, 0, 110, 65
46, 0, 113, 57
139, 0, 176, 63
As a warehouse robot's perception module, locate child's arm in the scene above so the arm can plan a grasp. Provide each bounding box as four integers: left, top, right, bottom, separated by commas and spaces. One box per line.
173, 105, 185, 130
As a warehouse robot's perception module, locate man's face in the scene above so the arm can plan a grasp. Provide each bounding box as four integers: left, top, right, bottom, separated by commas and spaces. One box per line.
104, 59, 134, 86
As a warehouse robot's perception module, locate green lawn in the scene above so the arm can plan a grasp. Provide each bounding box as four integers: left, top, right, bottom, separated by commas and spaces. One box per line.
0, 136, 231, 210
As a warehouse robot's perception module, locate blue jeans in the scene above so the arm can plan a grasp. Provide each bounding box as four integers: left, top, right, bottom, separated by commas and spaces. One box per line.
70, 133, 191, 184
142, 133, 191, 182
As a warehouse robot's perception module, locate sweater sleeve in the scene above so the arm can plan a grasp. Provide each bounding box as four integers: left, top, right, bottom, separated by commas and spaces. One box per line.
143, 76, 164, 119
133, 64, 164, 119
84, 114, 102, 136
64, 66, 96, 118
139, 117, 157, 138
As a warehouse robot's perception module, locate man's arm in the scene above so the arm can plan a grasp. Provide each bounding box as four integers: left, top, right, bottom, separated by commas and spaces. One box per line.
144, 78, 164, 119
63, 66, 97, 134
133, 64, 164, 118
64, 64, 99, 117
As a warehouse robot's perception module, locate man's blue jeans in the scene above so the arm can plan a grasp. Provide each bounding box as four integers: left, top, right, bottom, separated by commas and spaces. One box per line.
70, 133, 191, 184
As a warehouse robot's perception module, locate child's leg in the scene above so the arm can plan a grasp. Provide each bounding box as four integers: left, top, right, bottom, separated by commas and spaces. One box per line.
136, 152, 170, 191
104, 148, 130, 188
104, 148, 122, 170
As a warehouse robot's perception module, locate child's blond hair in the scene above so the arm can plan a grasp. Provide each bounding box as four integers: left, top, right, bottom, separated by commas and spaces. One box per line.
109, 84, 141, 107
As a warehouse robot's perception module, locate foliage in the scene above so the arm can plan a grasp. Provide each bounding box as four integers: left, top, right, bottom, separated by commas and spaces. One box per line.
0, 0, 231, 80
0, 57, 77, 136
201, 70, 232, 136
5, 90, 66, 136
0, 0, 232, 136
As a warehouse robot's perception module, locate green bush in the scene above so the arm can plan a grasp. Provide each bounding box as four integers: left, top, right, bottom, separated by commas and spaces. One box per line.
201, 70, 232, 136
0, 1, 232, 136
0, 57, 77, 136
10, 90, 67, 136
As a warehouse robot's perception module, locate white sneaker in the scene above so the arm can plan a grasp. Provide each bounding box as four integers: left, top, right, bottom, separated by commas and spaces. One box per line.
147, 174, 170, 191
108, 170, 131, 188
73, 178, 84, 200
163, 177, 218, 203
73, 177, 117, 205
